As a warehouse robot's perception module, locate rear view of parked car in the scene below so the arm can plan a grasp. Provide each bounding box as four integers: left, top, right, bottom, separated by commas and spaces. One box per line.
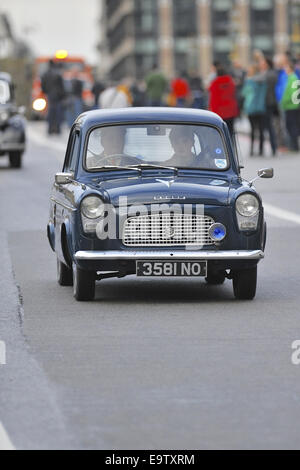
0, 72, 26, 168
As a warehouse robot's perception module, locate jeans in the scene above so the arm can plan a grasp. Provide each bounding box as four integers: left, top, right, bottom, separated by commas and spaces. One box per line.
66, 97, 83, 127
264, 107, 277, 155
249, 114, 264, 155
285, 109, 300, 151
47, 100, 63, 134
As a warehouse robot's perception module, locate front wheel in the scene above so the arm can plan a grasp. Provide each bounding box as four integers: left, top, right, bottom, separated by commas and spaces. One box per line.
232, 266, 257, 300
9, 151, 22, 168
73, 264, 95, 301
57, 258, 73, 286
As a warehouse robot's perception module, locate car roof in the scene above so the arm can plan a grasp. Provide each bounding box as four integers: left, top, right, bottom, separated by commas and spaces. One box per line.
75, 107, 225, 132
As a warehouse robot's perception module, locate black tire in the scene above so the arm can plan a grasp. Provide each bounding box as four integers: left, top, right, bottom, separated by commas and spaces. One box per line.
205, 272, 226, 285
9, 152, 22, 168
57, 258, 73, 286
232, 266, 257, 300
73, 264, 95, 301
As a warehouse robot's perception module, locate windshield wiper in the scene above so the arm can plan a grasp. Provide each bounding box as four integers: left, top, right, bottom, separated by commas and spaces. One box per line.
93, 164, 179, 176
131, 163, 179, 175
95, 165, 142, 173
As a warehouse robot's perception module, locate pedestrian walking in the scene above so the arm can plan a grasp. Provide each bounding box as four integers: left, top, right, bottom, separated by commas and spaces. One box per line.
99, 82, 132, 109
41, 60, 65, 134
91, 78, 105, 109
260, 57, 278, 156
145, 65, 167, 107
208, 64, 239, 137
171, 73, 191, 108
65, 67, 84, 127
280, 60, 300, 152
231, 59, 246, 116
189, 76, 207, 110
242, 64, 267, 156
130, 81, 146, 107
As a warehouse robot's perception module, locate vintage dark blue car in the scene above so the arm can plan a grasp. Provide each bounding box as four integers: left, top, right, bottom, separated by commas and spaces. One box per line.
0, 72, 26, 168
48, 107, 273, 301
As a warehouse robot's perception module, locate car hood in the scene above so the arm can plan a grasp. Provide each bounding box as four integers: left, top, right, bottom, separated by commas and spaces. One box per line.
92, 174, 233, 206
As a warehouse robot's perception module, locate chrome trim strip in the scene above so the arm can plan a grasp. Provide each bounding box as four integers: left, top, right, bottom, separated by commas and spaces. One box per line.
75, 250, 264, 261
50, 197, 76, 212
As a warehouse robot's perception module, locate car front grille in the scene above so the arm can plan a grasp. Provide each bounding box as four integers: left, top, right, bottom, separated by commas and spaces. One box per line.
122, 214, 215, 247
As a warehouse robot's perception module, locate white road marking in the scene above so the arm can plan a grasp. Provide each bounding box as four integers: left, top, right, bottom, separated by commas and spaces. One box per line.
264, 203, 300, 225
0, 422, 15, 450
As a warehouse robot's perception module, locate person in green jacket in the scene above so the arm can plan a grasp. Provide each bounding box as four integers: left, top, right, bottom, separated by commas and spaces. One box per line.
280, 61, 300, 151
145, 65, 167, 107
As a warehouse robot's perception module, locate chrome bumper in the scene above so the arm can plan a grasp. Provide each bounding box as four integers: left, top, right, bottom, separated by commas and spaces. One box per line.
75, 250, 264, 261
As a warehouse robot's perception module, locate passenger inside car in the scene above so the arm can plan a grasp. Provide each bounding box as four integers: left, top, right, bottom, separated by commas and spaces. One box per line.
166, 126, 220, 169
166, 127, 196, 166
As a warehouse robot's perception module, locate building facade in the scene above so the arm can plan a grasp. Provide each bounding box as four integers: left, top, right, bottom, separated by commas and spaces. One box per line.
0, 13, 31, 59
100, 0, 300, 80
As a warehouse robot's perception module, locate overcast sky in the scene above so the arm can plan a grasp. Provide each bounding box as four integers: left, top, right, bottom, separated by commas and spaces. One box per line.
1, 0, 100, 65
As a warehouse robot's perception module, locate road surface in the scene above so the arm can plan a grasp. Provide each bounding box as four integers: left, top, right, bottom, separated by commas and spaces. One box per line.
0, 122, 300, 450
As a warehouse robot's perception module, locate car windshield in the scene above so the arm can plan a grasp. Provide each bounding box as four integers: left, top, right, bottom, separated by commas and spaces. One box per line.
0, 80, 10, 104
85, 124, 228, 171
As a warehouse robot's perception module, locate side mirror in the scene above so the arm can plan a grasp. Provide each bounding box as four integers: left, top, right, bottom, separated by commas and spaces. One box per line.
258, 168, 274, 179
249, 168, 274, 187
55, 172, 73, 185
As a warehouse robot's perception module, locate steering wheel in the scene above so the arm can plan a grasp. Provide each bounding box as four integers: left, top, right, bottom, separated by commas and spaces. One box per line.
95, 154, 142, 166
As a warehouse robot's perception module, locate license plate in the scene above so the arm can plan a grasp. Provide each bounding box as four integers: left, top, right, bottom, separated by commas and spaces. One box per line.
136, 261, 207, 277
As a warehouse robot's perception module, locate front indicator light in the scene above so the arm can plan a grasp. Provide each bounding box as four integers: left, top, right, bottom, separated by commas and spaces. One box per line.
209, 223, 226, 242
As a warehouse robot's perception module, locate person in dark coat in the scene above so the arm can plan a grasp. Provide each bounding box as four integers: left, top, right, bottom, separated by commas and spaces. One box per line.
65, 67, 84, 127
91, 78, 105, 108
190, 76, 207, 109
41, 60, 65, 134
261, 57, 278, 156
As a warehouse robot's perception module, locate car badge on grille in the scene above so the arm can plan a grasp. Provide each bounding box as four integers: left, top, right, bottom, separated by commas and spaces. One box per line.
164, 227, 175, 238
153, 195, 186, 200
156, 178, 175, 188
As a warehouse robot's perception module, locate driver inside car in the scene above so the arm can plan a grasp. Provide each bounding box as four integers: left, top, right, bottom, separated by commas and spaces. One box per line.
87, 126, 130, 167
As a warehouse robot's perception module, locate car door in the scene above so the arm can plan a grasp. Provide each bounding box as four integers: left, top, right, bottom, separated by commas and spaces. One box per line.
53, 128, 80, 260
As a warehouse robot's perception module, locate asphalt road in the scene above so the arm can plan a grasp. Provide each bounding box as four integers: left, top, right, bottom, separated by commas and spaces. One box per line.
0, 122, 300, 450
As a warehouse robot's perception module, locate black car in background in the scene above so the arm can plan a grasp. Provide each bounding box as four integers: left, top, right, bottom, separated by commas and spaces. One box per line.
0, 72, 26, 168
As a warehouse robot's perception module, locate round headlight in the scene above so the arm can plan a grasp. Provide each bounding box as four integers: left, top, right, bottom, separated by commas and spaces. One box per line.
0, 112, 9, 121
33, 98, 47, 112
209, 223, 227, 242
81, 196, 104, 219
236, 194, 259, 217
